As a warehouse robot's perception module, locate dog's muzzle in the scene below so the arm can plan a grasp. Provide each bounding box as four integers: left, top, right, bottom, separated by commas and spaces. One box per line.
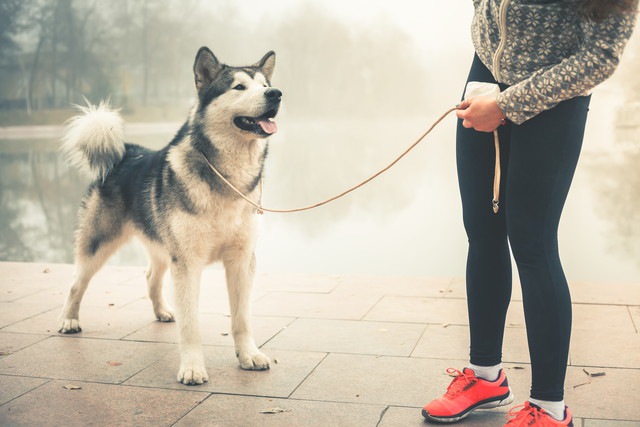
234, 88, 282, 136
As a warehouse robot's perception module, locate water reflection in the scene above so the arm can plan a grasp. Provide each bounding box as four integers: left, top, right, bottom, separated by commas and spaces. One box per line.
0, 143, 83, 262
266, 114, 449, 233
1, 45, 639, 281
0, 110, 639, 283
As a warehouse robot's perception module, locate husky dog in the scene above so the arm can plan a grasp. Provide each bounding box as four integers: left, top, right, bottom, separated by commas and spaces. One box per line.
58, 47, 281, 385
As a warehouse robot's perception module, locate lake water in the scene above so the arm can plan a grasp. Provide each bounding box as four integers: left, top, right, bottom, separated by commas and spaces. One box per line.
1, 86, 639, 284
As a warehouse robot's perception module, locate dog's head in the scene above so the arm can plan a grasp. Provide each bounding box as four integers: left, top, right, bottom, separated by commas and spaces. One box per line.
193, 47, 281, 140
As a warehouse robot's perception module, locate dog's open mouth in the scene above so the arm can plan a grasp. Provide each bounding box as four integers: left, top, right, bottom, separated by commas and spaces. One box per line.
234, 109, 278, 136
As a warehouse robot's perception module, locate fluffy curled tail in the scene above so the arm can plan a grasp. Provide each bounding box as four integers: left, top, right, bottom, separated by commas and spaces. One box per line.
61, 101, 125, 182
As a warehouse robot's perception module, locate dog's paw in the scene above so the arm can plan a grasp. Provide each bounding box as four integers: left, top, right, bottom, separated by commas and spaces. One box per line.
155, 309, 175, 323
58, 318, 82, 334
177, 364, 209, 385
238, 350, 271, 371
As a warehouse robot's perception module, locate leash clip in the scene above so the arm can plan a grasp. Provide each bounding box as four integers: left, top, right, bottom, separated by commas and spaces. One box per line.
492, 199, 499, 214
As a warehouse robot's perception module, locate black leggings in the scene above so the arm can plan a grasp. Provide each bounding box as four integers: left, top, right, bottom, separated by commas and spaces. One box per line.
457, 55, 590, 401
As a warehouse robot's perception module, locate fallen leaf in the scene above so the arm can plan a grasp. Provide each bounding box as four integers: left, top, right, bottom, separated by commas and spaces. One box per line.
42, 268, 51, 273
63, 384, 82, 390
259, 407, 291, 414
221, 333, 229, 336
107, 361, 123, 366
442, 323, 451, 328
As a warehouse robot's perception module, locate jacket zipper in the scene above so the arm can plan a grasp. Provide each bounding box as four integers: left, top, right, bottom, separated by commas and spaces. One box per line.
492, 0, 510, 82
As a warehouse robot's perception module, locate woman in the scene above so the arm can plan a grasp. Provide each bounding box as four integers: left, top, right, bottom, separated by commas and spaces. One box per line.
422, 0, 638, 425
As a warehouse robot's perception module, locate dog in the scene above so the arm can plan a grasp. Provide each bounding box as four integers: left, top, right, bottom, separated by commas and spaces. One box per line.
58, 47, 281, 385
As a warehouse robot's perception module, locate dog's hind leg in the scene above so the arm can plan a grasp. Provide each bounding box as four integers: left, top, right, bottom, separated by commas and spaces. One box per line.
171, 261, 208, 385
58, 190, 130, 334
58, 228, 129, 333
223, 251, 270, 371
144, 245, 175, 322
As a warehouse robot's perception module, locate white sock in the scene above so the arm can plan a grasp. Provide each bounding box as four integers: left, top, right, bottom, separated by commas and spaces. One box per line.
467, 363, 502, 381
529, 398, 566, 421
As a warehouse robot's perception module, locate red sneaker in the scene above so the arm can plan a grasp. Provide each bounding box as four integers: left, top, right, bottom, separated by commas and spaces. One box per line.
422, 367, 514, 423
505, 402, 573, 426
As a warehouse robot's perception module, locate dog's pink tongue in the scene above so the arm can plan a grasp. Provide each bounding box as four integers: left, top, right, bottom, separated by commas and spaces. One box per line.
258, 119, 277, 135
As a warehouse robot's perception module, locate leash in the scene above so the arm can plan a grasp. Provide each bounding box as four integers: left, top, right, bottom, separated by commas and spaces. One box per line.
492, 129, 501, 213
204, 106, 501, 214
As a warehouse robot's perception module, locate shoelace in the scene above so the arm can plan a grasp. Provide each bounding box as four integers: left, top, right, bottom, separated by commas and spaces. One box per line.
505, 402, 549, 426
443, 368, 477, 397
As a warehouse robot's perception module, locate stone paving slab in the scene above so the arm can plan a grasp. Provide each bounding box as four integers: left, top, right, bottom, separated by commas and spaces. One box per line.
0, 332, 49, 358
0, 262, 638, 426
0, 380, 208, 427
363, 296, 469, 324
0, 336, 172, 384
254, 272, 341, 293
332, 275, 453, 298
263, 318, 427, 356
123, 313, 294, 347
173, 394, 385, 427
445, 278, 524, 301
379, 406, 510, 426
2, 306, 156, 339
251, 290, 381, 320
629, 305, 640, 332
584, 421, 640, 427
564, 366, 640, 420
411, 324, 531, 365
0, 302, 61, 329
124, 347, 327, 398
0, 262, 75, 302
290, 354, 533, 409
568, 281, 640, 306
0, 375, 49, 406
571, 328, 640, 369
572, 303, 637, 333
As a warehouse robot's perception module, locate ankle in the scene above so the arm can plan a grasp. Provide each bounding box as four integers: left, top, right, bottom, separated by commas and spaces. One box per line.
468, 363, 502, 382
529, 398, 566, 421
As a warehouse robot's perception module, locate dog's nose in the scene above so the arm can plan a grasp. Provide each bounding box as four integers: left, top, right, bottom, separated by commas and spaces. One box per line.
265, 88, 282, 101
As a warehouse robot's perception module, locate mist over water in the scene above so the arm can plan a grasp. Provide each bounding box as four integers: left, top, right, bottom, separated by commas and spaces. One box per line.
1, 1, 639, 283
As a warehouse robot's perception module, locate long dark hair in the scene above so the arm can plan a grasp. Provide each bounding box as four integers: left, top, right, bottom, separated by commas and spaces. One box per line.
580, 0, 637, 21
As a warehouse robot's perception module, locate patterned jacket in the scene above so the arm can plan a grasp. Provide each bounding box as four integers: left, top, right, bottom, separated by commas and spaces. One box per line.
472, 0, 638, 124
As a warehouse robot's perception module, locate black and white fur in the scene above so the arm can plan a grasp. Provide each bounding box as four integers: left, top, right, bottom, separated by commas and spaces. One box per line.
58, 47, 281, 385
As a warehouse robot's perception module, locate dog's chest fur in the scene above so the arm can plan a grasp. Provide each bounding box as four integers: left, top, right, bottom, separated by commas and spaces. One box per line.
161, 134, 264, 263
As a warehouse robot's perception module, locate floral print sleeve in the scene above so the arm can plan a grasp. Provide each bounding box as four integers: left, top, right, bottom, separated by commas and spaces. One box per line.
496, 9, 638, 124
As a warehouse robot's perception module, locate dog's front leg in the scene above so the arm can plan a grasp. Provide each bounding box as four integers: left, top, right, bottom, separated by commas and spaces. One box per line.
223, 252, 270, 370
171, 263, 208, 385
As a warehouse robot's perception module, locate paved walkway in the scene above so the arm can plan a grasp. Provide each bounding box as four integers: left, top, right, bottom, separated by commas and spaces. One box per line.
0, 261, 638, 426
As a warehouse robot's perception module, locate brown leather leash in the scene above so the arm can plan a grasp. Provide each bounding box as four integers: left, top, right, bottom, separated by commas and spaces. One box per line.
204, 106, 501, 214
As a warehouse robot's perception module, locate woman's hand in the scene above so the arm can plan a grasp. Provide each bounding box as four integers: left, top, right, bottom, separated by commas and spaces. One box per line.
456, 96, 507, 132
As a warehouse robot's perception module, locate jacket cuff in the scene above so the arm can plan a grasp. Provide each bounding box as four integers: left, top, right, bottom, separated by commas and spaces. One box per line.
496, 90, 535, 125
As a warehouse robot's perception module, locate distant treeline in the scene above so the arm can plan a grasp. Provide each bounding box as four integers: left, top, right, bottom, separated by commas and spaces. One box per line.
0, 0, 434, 117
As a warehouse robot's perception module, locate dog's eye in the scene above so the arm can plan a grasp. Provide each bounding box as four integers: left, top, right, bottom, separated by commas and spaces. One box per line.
233, 84, 246, 91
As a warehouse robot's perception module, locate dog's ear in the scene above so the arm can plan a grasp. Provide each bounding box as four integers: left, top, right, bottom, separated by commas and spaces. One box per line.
193, 47, 221, 92
255, 51, 276, 81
